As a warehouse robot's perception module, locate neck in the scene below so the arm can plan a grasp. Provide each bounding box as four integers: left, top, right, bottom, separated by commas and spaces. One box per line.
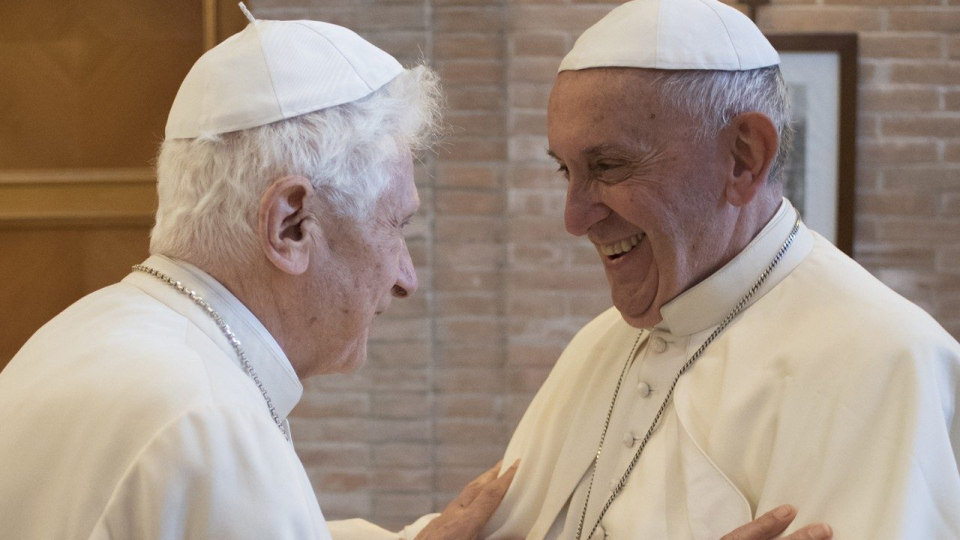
682, 191, 781, 299
187, 257, 309, 380
722, 194, 781, 266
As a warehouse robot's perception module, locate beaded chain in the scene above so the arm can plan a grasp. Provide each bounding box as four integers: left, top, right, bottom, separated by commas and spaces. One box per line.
133, 265, 290, 441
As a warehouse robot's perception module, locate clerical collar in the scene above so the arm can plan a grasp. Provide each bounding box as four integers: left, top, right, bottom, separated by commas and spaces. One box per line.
124, 255, 303, 421
656, 198, 814, 337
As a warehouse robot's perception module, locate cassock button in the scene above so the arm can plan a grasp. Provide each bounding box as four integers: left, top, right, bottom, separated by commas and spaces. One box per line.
623, 431, 637, 448
637, 381, 652, 397
651, 336, 668, 353
609, 478, 618, 492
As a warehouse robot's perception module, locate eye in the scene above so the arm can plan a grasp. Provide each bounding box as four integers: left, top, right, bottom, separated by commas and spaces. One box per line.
594, 161, 619, 173
592, 160, 628, 184
556, 164, 570, 180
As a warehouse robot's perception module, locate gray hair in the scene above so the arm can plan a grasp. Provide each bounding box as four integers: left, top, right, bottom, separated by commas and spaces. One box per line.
150, 65, 442, 266
656, 66, 793, 184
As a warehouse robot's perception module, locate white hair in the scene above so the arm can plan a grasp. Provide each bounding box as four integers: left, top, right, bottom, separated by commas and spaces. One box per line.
655, 66, 793, 183
150, 65, 442, 266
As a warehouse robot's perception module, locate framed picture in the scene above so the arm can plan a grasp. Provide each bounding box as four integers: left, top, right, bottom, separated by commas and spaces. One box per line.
767, 33, 858, 255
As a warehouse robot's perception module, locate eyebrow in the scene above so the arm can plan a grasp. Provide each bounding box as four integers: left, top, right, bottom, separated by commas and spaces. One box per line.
583, 144, 616, 159
546, 143, 652, 162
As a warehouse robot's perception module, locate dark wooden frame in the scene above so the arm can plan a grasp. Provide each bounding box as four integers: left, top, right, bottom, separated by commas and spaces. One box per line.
766, 33, 858, 256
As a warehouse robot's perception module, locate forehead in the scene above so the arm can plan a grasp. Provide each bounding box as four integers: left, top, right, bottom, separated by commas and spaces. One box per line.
376, 154, 419, 213
547, 68, 668, 153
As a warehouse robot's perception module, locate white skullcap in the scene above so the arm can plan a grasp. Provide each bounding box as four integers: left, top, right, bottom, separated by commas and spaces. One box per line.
165, 6, 403, 140
559, 0, 779, 73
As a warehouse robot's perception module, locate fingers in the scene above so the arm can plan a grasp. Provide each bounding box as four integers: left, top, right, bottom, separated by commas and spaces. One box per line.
783, 524, 833, 540
451, 461, 519, 539
448, 460, 505, 511
719, 505, 833, 540
720, 505, 796, 540
469, 460, 519, 515
423, 461, 519, 540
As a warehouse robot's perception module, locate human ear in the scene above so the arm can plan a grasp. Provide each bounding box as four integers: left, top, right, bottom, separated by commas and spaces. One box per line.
257, 176, 316, 276
724, 112, 779, 207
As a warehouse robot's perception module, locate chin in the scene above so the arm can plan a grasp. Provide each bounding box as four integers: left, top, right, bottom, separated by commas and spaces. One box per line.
333, 339, 368, 374
336, 352, 367, 374
619, 310, 662, 329
307, 337, 368, 377
612, 293, 662, 329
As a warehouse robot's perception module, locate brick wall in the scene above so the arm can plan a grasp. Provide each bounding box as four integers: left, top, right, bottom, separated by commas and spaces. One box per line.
251, 0, 959, 530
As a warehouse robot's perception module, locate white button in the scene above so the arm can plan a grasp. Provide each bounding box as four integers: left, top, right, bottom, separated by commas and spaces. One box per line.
623, 431, 637, 447
609, 478, 618, 492
651, 336, 667, 353
589, 525, 606, 540
637, 381, 652, 397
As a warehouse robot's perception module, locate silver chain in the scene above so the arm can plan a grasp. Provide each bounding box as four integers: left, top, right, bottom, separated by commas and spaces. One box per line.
132, 264, 290, 441
576, 213, 802, 540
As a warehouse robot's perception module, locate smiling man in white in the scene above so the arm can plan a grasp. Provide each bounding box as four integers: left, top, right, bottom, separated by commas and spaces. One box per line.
497, 1, 960, 537
332, 0, 960, 539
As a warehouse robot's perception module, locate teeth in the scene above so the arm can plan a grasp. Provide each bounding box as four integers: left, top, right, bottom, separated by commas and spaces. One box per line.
597, 233, 644, 257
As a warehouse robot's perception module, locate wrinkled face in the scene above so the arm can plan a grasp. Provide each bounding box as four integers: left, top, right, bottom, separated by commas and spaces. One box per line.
308, 155, 420, 374
547, 69, 728, 328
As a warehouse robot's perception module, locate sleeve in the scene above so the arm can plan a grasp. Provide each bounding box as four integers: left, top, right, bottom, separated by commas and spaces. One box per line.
755, 337, 960, 539
88, 404, 331, 540
326, 515, 439, 540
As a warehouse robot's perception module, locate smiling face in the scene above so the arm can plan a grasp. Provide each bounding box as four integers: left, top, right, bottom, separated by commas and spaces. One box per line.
303, 155, 420, 375
548, 68, 735, 328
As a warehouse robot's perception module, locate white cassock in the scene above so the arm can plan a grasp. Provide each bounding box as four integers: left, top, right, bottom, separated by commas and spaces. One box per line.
0, 255, 332, 540
330, 198, 960, 539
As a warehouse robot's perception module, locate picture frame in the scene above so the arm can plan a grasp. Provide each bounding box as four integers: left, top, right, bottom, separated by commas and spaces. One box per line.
766, 33, 858, 256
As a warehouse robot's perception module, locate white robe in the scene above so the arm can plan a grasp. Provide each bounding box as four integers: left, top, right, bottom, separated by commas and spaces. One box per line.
0, 255, 332, 540
330, 199, 960, 539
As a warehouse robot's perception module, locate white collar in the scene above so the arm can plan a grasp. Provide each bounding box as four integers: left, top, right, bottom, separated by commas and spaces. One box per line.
123, 255, 303, 420
656, 198, 814, 337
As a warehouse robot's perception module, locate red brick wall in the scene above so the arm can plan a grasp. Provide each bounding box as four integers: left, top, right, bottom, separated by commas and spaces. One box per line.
252, 0, 959, 530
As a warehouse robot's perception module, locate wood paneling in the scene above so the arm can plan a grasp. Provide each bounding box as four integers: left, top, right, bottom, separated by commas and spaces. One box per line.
0, 169, 156, 227
0, 0, 204, 169
0, 228, 151, 362
0, 1, 246, 370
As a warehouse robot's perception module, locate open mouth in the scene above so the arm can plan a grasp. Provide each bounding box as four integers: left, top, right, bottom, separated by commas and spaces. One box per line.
597, 233, 644, 261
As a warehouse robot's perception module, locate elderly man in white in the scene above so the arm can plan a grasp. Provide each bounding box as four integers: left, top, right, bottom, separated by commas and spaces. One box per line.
0, 12, 517, 540
332, 0, 960, 539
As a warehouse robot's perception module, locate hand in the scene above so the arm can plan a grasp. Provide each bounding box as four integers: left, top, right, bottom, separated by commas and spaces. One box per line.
415, 460, 520, 540
720, 505, 833, 540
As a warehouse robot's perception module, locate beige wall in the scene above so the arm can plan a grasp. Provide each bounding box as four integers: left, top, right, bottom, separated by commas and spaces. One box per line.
251, 0, 960, 530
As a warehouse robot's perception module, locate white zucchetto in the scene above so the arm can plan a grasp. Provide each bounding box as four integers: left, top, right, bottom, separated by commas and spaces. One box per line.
559, 0, 779, 73
165, 8, 402, 140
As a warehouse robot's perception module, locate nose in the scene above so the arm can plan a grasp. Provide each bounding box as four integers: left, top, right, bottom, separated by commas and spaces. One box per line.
392, 240, 418, 298
565, 178, 609, 237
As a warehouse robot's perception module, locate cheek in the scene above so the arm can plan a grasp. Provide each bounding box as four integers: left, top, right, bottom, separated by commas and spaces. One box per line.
609, 187, 666, 234
610, 196, 688, 270
356, 241, 401, 298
